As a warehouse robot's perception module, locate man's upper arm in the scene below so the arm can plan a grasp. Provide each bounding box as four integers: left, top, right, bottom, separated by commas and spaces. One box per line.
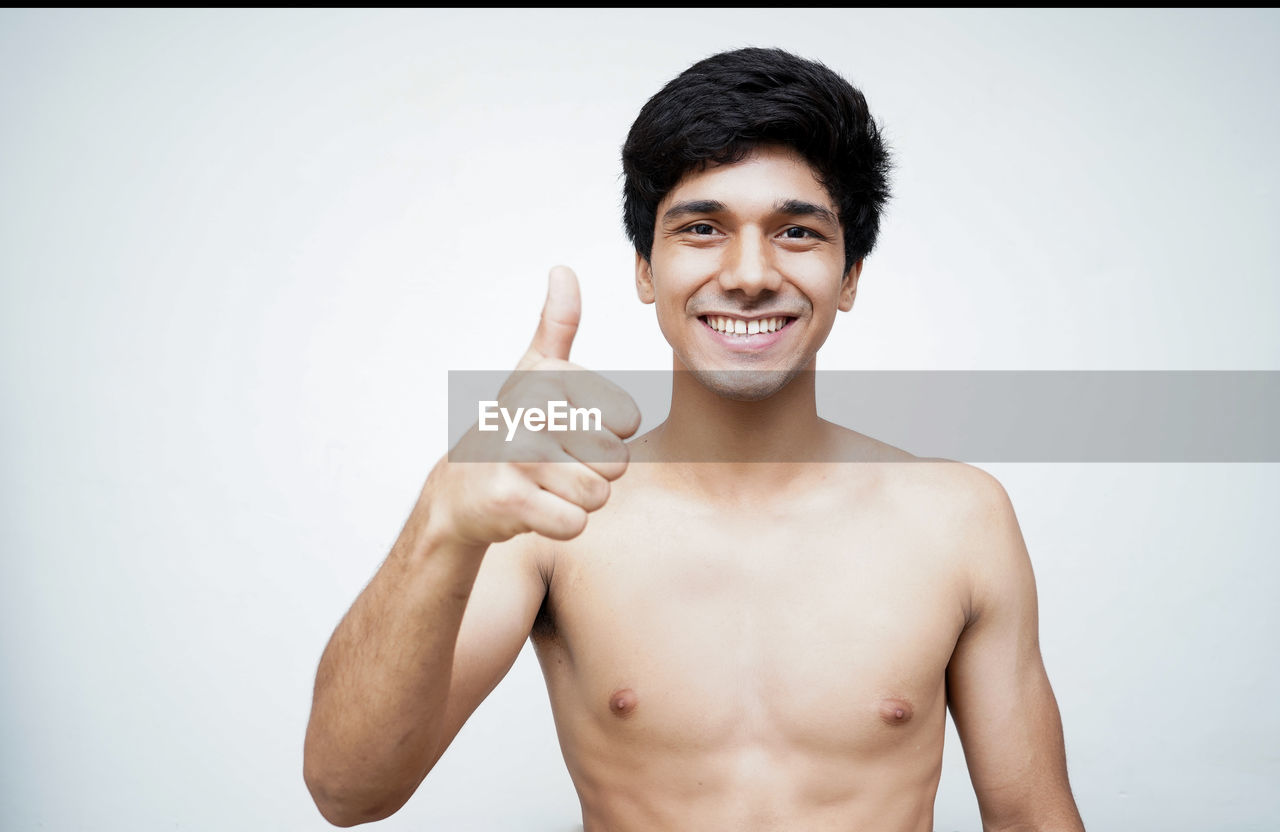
423, 534, 550, 772
946, 468, 1084, 831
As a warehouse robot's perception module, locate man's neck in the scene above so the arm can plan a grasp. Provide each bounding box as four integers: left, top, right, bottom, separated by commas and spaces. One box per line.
642, 356, 835, 501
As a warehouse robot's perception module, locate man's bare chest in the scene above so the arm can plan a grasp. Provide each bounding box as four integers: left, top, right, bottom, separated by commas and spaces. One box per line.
531, 496, 969, 756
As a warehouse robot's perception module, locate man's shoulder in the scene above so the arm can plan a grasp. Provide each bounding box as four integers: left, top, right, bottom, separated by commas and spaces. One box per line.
893, 455, 1008, 503
848, 444, 1017, 547
823, 422, 1009, 499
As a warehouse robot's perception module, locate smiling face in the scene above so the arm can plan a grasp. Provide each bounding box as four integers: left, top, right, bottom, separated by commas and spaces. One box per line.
636, 144, 862, 401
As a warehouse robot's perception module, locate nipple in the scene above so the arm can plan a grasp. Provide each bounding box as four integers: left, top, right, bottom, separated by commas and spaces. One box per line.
878, 698, 913, 726
609, 688, 638, 718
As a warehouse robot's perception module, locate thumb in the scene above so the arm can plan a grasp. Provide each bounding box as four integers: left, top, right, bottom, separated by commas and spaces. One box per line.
520, 265, 581, 367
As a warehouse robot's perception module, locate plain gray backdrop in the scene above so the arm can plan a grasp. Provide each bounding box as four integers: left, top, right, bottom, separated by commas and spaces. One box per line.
2, 9, 1277, 831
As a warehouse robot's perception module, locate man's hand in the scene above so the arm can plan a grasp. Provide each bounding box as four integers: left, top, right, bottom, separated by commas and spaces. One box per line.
429, 265, 642, 546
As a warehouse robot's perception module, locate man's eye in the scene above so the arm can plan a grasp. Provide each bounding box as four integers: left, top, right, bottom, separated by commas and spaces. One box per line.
687, 223, 716, 235
783, 226, 816, 239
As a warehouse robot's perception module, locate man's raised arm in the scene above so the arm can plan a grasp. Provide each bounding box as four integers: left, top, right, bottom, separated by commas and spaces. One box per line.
946, 468, 1086, 832
302, 267, 640, 826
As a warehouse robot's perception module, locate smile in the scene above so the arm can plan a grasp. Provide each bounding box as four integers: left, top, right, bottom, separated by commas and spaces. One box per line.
699, 315, 794, 337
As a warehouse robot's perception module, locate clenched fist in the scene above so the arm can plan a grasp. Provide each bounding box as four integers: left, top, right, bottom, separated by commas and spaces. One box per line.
426, 266, 642, 546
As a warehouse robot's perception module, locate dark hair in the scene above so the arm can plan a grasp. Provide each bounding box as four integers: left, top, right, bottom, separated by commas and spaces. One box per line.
622, 47, 892, 274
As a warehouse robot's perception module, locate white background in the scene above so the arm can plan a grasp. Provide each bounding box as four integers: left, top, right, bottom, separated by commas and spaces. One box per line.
2, 8, 1278, 831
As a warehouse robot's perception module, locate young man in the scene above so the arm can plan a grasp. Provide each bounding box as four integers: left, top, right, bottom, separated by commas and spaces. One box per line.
304, 47, 1086, 831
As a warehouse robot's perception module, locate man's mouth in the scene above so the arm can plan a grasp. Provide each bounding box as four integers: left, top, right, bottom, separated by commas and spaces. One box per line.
699, 315, 795, 337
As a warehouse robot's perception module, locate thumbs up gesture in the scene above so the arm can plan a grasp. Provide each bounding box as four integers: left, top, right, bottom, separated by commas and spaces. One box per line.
429, 266, 642, 547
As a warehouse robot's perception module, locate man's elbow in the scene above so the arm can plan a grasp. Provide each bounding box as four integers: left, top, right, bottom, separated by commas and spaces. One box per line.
303, 762, 413, 827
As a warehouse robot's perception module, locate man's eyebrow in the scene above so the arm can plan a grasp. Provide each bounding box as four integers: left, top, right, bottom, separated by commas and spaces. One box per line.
661, 198, 840, 228
775, 199, 839, 228
661, 199, 727, 223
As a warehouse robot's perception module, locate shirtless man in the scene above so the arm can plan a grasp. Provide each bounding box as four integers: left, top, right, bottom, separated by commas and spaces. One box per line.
303, 47, 1086, 831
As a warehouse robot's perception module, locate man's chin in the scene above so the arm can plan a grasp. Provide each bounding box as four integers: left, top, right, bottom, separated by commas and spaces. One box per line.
684, 366, 806, 402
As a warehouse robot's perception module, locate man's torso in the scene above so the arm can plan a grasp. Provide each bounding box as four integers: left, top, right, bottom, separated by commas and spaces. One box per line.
526, 441, 980, 831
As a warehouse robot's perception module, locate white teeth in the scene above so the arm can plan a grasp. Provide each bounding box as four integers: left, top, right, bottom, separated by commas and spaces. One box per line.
706, 315, 790, 335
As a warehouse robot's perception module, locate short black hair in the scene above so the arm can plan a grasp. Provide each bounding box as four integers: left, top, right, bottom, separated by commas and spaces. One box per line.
622, 47, 892, 274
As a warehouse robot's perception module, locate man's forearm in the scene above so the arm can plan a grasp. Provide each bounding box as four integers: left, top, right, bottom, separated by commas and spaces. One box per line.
303, 491, 486, 826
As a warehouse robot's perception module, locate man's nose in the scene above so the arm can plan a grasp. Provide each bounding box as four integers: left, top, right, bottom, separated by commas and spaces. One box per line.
717, 231, 782, 296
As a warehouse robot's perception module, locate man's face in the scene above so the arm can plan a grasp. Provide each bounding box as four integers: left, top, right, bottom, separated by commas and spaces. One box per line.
636, 144, 861, 401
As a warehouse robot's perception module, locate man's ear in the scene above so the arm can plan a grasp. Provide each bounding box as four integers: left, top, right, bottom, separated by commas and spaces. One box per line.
635, 252, 656, 304
838, 259, 863, 312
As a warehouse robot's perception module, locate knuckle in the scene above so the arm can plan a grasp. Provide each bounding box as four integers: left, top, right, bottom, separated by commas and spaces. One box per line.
490, 468, 530, 513
537, 504, 587, 541
597, 438, 630, 477
505, 432, 551, 464
620, 399, 642, 433
593, 448, 629, 480
562, 507, 589, 538
580, 475, 610, 511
